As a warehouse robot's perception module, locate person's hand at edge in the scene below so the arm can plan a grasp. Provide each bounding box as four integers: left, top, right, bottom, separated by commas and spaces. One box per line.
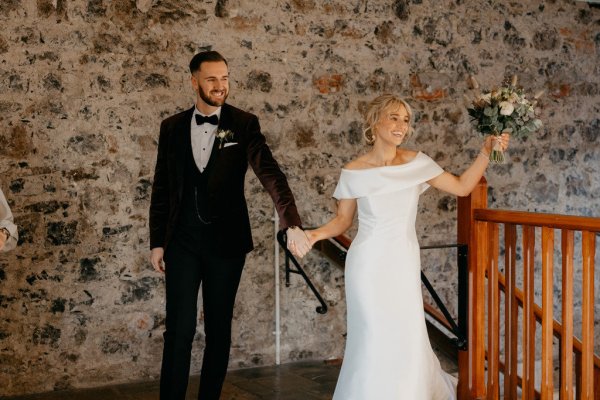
151, 247, 166, 273
0, 228, 8, 251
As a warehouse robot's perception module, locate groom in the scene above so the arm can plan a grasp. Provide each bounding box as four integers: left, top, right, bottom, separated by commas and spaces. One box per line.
149, 50, 310, 400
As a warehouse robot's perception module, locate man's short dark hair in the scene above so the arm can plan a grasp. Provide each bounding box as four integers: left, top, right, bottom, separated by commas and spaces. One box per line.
189, 51, 228, 74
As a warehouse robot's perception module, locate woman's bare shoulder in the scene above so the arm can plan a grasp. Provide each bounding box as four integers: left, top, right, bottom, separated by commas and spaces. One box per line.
343, 155, 373, 170
397, 148, 419, 162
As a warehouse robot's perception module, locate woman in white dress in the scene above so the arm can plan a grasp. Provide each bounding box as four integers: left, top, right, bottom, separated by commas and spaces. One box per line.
296, 94, 509, 399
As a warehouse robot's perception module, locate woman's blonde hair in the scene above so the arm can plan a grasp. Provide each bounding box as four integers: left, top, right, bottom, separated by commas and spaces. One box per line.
363, 94, 414, 145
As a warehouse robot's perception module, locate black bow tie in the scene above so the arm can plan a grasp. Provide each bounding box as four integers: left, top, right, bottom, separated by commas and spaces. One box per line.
195, 114, 219, 125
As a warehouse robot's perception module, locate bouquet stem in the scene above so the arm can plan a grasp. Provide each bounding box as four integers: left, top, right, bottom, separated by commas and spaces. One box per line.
489, 139, 505, 164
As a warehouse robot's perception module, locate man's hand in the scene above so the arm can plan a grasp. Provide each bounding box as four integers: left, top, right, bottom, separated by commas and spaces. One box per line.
151, 247, 166, 273
286, 227, 311, 258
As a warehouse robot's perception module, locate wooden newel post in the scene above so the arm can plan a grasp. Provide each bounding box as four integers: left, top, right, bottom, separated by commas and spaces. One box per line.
457, 177, 488, 400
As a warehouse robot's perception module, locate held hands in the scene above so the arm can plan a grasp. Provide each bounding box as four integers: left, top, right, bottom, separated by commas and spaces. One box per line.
150, 247, 166, 273
286, 227, 312, 258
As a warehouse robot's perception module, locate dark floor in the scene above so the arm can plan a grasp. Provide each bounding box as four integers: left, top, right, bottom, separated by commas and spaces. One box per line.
2, 360, 343, 400
4, 336, 458, 400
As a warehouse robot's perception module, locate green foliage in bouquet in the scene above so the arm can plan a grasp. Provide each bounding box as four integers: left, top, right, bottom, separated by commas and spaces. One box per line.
467, 76, 543, 163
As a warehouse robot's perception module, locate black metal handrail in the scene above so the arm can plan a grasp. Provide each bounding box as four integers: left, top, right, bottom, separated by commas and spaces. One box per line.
276, 230, 328, 314
277, 230, 468, 350
420, 243, 468, 351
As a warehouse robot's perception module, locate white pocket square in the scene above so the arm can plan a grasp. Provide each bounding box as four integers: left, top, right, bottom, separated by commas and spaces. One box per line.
223, 142, 238, 148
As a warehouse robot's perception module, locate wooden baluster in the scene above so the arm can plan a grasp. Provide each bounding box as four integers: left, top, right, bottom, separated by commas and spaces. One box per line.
487, 223, 500, 399
473, 219, 489, 399
523, 225, 536, 400
593, 366, 600, 400
458, 177, 488, 400
576, 353, 582, 400
504, 224, 518, 399
561, 229, 574, 400
541, 227, 554, 398
581, 230, 596, 399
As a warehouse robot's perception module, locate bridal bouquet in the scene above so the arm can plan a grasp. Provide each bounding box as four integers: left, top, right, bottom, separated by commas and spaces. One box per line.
467, 76, 543, 163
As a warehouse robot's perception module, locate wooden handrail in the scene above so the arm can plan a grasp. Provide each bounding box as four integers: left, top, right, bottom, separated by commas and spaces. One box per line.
477, 217, 600, 399
458, 178, 600, 399
424, 302, 454, 332
333, 234, 352, 249
496, 271, 600, 370
474, 209, 600, 232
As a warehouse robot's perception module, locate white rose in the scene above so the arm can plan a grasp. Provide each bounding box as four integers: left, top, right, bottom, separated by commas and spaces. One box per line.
499, 101, 514, 116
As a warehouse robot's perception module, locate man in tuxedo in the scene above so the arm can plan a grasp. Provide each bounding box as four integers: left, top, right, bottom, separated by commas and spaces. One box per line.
149, 51, 310, 400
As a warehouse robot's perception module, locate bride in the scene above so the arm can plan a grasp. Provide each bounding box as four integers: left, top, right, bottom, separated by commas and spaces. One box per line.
290, 94, 509, 399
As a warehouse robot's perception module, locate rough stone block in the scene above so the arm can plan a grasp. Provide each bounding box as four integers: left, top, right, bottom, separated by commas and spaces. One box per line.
46, 221, 78, 246
313, 74, 344, 94
0, 0, 599, 397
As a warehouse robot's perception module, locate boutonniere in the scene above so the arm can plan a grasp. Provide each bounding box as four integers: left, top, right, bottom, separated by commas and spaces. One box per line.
216, 129, 234, 149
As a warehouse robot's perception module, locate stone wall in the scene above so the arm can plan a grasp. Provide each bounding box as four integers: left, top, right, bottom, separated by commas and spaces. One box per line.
0, 0, 598, 396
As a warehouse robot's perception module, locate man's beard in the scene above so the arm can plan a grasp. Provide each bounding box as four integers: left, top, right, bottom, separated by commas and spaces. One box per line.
198, 85, 228, 107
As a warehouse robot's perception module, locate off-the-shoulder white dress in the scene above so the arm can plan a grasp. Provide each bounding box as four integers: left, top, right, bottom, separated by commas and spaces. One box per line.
332, 152, 457, 400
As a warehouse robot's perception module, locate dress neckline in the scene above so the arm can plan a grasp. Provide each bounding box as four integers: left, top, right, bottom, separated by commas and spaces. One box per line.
341, 151, 423, 172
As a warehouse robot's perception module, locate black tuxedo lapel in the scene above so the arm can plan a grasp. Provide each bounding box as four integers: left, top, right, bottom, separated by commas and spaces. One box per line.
205, 104, 233, 176
217, 103, 232, 132
175, 107, 195, 200
205, 122, 222, 173
215, 103, 234, 149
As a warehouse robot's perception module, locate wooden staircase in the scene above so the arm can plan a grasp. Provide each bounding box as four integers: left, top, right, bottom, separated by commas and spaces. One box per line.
457, 178, 600, 400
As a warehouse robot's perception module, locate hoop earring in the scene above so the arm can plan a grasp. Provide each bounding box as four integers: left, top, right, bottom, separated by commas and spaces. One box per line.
363, 127, 375, 145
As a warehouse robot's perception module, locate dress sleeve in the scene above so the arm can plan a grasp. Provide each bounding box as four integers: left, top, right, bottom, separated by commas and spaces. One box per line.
332, 170, 355, 200
418, 153, 445, 194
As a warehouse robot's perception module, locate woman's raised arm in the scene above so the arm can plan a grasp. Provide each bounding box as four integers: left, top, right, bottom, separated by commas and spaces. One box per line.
428, 133, 509, 197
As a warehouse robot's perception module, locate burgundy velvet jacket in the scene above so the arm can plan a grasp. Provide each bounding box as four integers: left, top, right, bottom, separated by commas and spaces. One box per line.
149, 103, 302, 255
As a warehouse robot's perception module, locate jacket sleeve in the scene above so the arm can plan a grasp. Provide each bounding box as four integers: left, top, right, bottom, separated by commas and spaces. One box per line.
149, 120, 170, 249
245, 116, 302, 230
0, 187, 18, 252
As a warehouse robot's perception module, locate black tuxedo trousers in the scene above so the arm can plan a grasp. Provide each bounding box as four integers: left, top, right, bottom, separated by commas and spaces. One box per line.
158, 123, 243, 400
160, 225, 245, 400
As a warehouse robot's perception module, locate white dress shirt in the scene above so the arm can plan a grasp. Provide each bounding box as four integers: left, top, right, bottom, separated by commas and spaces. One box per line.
191, 106, 221, 173
0, 186, 18, 252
